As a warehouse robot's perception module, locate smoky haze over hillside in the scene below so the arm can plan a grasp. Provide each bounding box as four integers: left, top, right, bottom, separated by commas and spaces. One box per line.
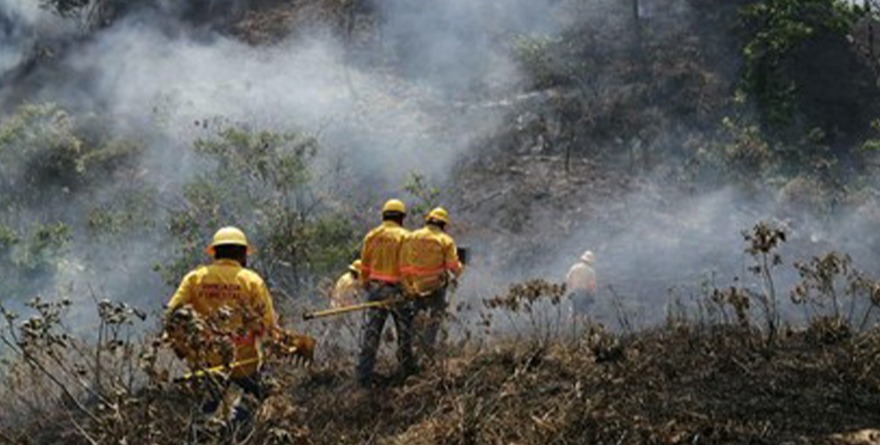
456, 172, 880, 329
2, 0, 879, 332
1, 0, 571, 182
0, 0, 571, 320
0, 1, 67, 76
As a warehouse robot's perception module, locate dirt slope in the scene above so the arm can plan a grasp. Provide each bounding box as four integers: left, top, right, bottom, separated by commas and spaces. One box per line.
284, 326, 880, 445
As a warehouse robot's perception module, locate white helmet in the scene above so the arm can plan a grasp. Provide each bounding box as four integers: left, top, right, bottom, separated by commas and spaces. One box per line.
580, 250, 595, 265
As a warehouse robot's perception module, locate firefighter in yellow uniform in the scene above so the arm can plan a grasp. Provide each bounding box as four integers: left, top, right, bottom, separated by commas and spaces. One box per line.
400, 207, 463, 357
356, 199, 413, 386
330, 260, 362, 308
164, 226, 278, 415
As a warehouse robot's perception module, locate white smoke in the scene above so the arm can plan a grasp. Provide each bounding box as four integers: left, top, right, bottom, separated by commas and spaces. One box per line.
20, 0, 571, 188
0, 0, 577, 322
1, 0, 42, 76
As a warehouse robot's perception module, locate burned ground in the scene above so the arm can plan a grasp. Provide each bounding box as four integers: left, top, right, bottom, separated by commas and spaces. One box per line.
7, 317, 880, 444
5, 0, 880, 444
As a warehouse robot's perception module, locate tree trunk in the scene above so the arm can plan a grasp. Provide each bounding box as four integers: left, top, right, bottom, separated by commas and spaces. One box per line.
632, 0, 643, 56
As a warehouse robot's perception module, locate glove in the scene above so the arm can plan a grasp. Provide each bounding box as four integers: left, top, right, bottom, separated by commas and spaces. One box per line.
400, 281, 421, 299
269, 329, 316, 364
445, 271, 459, 290
291, 334, 316, 363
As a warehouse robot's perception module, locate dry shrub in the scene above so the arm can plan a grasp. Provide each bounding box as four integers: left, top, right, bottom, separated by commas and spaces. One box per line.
743, 220, 787, 342
7, 249, 880, 444
0, 294, 321, 445
482, 279, 572, 343
792, 252, 880, 336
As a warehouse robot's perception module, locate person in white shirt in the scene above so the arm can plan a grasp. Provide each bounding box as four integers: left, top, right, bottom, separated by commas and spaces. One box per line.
565, 250, 596, 316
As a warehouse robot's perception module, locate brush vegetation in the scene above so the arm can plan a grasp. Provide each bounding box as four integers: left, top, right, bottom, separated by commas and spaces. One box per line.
6, 0, 880, 443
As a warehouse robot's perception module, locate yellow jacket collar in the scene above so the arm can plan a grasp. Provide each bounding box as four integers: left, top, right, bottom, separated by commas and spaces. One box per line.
425, 224, 443, 233
381, 221, 402, 228
213, 258, 243, 268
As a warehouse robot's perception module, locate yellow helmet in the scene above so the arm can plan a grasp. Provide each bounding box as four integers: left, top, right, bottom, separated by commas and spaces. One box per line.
426, 207, 449, 224
349, 259, 362, 273
382, 199, 406, 214
206, 226, 254, 255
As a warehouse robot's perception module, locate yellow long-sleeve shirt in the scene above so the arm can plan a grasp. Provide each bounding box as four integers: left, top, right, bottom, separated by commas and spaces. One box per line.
361, 221, 409, 284
165, 259, 277, 378
400, 225, 462, 295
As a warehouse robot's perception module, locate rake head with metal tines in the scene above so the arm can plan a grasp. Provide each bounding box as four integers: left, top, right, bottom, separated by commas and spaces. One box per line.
173, 331, 316, 382
269, 330, 316, 366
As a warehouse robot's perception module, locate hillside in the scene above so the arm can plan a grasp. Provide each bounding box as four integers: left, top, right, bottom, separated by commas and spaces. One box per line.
7, 296, 880, 445
5, 0, 880, 443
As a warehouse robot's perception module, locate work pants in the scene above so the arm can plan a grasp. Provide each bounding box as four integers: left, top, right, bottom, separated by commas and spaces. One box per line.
356, 282, 416, 385
414, 287, 447, 357
201, 372, 265, 423
569, 289, 596, 316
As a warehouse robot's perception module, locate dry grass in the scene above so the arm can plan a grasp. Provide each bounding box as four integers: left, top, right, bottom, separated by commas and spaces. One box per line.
4, 275, 880, 444
288, 325, 880, 445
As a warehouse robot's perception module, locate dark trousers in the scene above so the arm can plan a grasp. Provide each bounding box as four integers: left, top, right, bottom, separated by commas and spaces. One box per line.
356, 283, 416, 384
201, 373, 264, 421
569, 289, 596, 315
414, 287, 447, 356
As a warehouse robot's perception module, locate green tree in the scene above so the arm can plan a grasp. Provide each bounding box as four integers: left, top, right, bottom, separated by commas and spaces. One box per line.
0, 103, 149, 303
740, 0, 875, 142
162, 126, 359, 301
